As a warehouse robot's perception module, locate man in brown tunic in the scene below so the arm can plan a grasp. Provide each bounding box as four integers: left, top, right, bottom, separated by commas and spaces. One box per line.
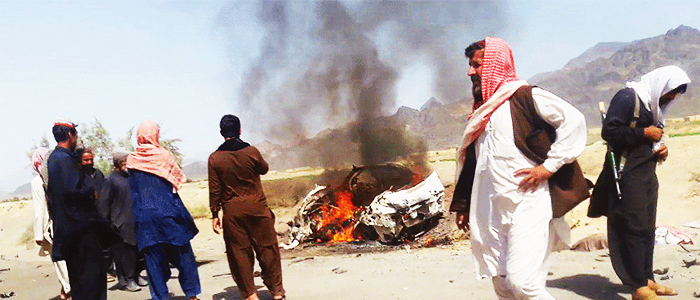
208, 114, 285, 300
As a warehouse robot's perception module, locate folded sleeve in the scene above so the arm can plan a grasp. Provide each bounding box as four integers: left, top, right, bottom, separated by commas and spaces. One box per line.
532, 87, 588, 173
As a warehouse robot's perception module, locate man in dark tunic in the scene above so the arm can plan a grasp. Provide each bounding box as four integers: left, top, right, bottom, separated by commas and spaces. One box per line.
208, 115, 285, 300
76, 147, 105, 197
590, 66, 690, 300
46, 120, 118, 300
98, 152, 146, 292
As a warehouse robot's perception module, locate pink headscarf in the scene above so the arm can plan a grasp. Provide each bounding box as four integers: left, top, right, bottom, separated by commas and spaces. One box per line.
126, 121, 186, 190
32, 147, 50, 173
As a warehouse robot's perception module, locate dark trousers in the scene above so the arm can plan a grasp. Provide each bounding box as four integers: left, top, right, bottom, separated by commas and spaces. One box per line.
143, 243, 201, 300
111, 241, 143, 284
223, 212, 285, 299
63, 228, 108, 300
608, 168, 658, 289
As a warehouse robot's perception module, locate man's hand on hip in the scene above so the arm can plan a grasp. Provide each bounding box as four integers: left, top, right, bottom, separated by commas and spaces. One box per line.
514, 165, 553, 193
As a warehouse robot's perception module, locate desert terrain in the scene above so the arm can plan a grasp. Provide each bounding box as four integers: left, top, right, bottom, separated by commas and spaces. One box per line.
1, 132, 700, 300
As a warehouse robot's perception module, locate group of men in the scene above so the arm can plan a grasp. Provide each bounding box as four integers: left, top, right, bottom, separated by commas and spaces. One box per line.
450, 37, 690, 300
31, 35, 691, 300
32, 115, 286, 300
32, 124, 147, 300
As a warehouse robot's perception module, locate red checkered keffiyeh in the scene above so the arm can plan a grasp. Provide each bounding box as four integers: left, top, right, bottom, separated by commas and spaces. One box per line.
458, 37, 525, 155
480, 37, 520, 104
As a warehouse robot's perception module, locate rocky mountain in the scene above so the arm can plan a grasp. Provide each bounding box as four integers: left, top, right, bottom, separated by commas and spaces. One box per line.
563, 42, 629, 70
11, 182, 31, 197
530, 25, 700, 124
183, 161, 208, 181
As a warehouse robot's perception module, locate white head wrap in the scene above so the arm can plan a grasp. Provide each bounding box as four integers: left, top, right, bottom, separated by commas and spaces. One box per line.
32, 147, 50, 173
626, 65, 691, 124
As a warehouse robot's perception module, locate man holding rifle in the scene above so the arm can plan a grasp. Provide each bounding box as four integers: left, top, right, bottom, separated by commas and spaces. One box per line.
590, 66, 690, 300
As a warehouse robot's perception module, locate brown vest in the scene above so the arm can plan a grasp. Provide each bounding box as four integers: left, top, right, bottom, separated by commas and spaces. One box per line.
450, 85, 592, 218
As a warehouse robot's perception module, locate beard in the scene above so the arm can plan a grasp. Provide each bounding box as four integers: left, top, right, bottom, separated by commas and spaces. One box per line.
471, 75, 483, 106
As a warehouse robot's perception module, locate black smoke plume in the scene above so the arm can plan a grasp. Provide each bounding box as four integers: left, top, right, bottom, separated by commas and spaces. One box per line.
218, 0, 505, 169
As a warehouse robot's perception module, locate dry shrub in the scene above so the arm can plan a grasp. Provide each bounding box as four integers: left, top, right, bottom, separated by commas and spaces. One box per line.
263, 175, 319, 209
186, 204, 210, 219
18, 223, 34, 246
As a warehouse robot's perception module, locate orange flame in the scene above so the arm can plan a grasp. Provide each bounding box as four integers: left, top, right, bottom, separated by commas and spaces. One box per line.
411, 165, 425, 186
315, 190, 362, 243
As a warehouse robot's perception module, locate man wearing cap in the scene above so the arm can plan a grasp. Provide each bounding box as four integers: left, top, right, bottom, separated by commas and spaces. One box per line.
46, 120, 119, 300
208, 115, 285, 300
450, 38, 587, 299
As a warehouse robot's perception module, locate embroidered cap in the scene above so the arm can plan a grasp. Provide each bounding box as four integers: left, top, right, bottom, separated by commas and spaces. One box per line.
54, 119, 77, 129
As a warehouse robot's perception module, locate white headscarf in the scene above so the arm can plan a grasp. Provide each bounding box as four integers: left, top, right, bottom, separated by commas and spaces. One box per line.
32, 147, 50, 173
626, 65, 691, 124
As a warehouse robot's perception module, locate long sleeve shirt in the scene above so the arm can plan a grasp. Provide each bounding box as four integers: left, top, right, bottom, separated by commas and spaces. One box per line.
208, 140, 269, 217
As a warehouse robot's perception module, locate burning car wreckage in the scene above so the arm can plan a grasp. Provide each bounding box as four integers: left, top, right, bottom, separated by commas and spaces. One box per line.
281, 164, 445, 249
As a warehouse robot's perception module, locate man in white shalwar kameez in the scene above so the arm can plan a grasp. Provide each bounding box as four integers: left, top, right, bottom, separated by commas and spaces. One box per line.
450, 37, 587, 299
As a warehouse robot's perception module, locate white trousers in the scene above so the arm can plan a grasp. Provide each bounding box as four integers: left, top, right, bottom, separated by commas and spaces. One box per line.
489, 196, 555, 300
43, 242, 71, 293
53, 260, 71, 293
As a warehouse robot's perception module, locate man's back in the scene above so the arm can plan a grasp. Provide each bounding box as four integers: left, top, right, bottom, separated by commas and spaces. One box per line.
99, 171, 136, 245
208, 145, 269, 217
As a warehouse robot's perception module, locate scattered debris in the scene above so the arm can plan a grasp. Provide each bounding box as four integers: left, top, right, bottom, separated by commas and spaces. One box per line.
693, 291, 700, 298
683, 258, 699, 268
253, 271, 261, 277
212, 273, 231, 278
571, 234, 608, 251
0, 268, 9, 272
331, 267, 346, 274
684, 221, 700, 229
655, 226, 694, 245
0, 291, 14, 298
289, 257, 315, 265
653, 267, 669, 275
659, 275, 670, 280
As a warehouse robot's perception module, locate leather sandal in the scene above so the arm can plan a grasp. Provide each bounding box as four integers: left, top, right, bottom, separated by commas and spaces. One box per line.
648, 280, 678, 296
632, 286, 661, 300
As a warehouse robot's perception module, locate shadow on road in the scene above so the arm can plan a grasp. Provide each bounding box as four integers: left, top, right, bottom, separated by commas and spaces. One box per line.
548, 274, 628, 300
211, 285, 277, 300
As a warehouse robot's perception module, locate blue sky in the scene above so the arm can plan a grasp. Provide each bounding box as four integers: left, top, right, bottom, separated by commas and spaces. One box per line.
2, 0, 700, 194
